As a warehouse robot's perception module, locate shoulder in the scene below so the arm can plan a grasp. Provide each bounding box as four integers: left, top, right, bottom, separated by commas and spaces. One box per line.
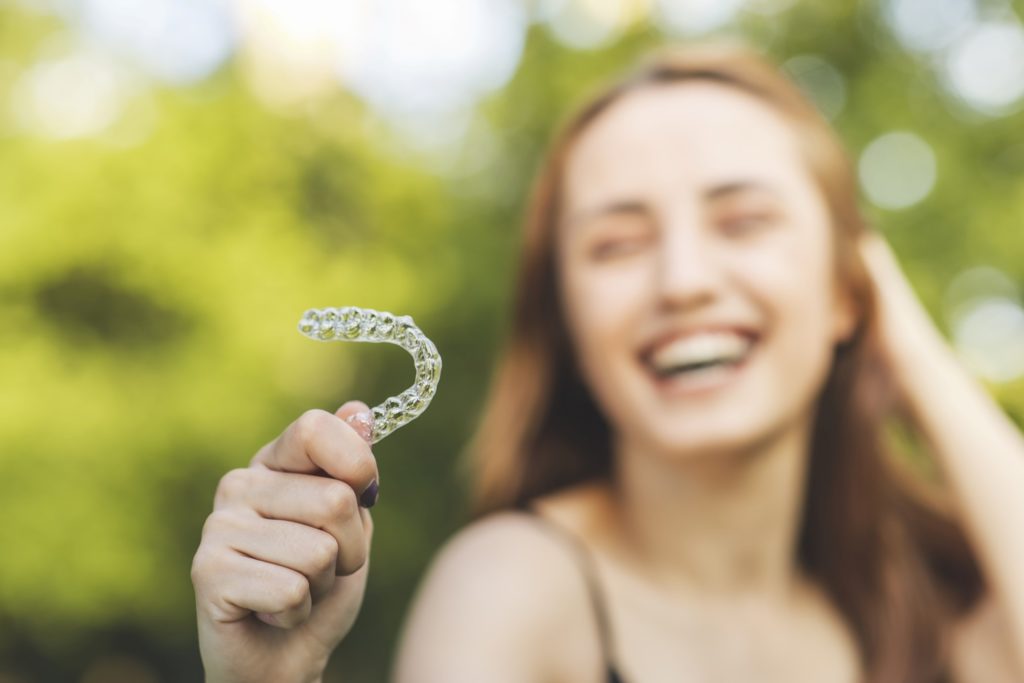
950, 592, 1024, 683
391, 507, 599, 683
403, 478, 615, 619
416, 508, 587, 605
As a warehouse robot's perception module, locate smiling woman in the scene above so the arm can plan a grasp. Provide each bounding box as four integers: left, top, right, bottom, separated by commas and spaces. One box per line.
192, 39, 1024, 683
408, 41, 1023, 683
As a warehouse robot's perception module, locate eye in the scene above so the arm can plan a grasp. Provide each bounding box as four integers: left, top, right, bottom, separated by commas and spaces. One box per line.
720, 212, 776, 236
588, 233, 652, 261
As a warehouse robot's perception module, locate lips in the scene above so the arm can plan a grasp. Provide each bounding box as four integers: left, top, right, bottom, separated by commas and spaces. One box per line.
640, 326, 760, 367
648, 331, 755, 376
637, 325, 761, 396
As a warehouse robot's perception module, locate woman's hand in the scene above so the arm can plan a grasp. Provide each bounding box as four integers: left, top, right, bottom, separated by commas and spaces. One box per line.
856, 229, 955, 420
191, 402, 380, 683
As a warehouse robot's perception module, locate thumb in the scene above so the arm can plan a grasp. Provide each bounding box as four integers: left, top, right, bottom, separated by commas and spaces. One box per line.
335, 400, 374, 444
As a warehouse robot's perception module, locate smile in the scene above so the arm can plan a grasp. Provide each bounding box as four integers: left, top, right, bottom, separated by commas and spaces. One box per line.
640, 329, 759, 397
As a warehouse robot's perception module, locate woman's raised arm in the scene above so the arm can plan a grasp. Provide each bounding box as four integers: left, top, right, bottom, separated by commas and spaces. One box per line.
859, 232, 1024, 678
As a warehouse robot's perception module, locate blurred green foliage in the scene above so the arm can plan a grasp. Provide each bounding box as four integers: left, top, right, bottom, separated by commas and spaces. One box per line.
0, 1, 1022, 681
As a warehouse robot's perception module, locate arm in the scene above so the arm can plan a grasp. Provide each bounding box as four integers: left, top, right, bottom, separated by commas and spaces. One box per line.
859, 233, 1024, 675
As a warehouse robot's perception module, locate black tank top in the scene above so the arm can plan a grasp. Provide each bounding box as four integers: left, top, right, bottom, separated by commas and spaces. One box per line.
516, 501, 628, 683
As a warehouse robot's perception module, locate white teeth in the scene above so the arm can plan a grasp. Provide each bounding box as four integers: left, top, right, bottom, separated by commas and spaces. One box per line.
648, 332, 753, 374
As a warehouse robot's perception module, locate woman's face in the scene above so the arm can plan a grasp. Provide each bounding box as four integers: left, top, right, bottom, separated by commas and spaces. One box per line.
557, 82, 855, 459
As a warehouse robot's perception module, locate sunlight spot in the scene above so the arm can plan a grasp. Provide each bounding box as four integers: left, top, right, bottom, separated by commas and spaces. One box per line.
12, 49, 132, 139
952, 297, 1024, 382
654, 0, 746, 36
858, 131, 936, 210
881, 0, 976, 52
942, 20, 1024, 116
79, 0, 234, 84
783, 54, 846, 120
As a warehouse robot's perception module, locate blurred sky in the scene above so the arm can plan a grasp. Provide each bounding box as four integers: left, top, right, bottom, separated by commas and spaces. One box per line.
14, 0, 1024, 127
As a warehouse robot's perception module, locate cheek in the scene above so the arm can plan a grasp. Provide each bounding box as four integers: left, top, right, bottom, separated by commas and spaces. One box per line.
560, 262, 650, 386
754, 236, 840, 377
562, 260, 649, 338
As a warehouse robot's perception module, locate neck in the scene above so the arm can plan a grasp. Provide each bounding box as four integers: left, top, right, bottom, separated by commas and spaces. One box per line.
609, 419, 814, 600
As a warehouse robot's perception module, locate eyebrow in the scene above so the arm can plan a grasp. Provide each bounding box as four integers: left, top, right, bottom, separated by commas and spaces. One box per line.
566, 200, 649, 231
567, 179, 781, 230
703, 179, 781, 201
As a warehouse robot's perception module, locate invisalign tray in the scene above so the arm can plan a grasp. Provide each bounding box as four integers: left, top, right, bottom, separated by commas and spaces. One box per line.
298, 307, 442, 444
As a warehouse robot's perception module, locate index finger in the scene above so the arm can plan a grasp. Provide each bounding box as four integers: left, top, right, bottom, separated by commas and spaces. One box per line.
252, 407, 378, 499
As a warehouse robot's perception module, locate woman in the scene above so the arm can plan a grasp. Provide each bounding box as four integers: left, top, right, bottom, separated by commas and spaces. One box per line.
191, 41, 1024, 682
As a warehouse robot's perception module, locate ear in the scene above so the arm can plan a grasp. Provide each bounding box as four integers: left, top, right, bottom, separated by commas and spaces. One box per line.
830, 282, 859, 347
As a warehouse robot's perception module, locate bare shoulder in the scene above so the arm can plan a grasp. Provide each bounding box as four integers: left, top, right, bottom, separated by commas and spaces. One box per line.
951, 592, 1024, 683
409, 508, 584, 607
391, 502, 603, 683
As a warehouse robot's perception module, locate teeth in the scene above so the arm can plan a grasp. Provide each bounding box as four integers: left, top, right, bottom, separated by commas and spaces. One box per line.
648, 332, 753, 374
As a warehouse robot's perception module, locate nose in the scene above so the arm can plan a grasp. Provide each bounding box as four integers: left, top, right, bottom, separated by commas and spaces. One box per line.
655, 219, 721, 311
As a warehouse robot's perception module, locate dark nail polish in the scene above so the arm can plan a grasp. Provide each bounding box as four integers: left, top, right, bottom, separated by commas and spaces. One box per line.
359, 479, 379, 508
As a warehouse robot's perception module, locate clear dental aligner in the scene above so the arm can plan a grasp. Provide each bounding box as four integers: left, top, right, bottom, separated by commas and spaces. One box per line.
297, 306, 442, 444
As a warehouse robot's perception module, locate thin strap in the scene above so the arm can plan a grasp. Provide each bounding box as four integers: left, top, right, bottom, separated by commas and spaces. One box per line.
515, 500, 622, 678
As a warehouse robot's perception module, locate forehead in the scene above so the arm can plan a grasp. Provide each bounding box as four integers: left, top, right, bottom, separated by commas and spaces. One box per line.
563, 82, 810, 209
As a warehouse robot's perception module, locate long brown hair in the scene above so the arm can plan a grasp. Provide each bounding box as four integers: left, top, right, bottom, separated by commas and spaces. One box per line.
466, 40, 983, 682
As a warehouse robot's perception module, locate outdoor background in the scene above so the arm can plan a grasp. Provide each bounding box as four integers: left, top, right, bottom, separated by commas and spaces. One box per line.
1, 0, 1023, 681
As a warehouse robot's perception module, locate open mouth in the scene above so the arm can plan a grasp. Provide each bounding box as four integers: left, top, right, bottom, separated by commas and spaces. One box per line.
640, 329, 759, 392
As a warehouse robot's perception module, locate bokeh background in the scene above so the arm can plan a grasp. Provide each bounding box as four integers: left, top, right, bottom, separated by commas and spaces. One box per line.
1, 0, 1023, 680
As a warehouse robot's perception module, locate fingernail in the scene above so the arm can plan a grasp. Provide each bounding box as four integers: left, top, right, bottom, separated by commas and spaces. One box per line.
256, 612, 283, 628
345, 411, 374, 443
359, 479, 379, 508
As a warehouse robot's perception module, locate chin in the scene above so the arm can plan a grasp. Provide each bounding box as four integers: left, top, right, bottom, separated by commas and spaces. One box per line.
652, 436, 768, 463
629, 415, 786, 464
